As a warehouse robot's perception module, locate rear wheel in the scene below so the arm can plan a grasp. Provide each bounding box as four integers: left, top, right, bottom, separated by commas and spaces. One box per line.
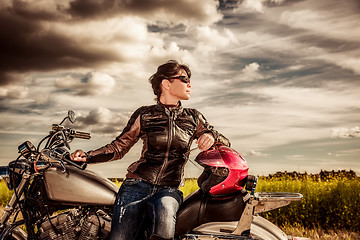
250, 215, 287, 240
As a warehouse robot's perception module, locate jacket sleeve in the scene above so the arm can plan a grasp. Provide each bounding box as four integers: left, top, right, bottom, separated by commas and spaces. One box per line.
86, 107, 143, 164
193, 109, 231, 147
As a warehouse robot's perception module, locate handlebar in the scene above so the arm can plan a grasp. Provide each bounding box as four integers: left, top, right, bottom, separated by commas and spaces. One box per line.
34, 123, 91, 171
51, 124, 91, 140
72, 130, 91, 139
40, 148, 87, 171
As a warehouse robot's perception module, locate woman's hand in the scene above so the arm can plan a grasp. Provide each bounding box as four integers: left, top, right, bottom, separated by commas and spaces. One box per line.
70, 149, 87, 162
196, 133, 215, 151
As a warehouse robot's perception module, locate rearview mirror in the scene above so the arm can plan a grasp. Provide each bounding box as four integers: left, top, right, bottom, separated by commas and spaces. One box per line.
68, 110, 76, 123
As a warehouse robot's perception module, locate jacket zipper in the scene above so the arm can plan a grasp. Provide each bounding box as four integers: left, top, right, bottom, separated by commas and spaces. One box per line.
155, 111, 174, 184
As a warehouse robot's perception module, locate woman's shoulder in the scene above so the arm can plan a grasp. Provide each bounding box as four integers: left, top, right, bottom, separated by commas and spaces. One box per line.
183, 108, 205, 121
183, 107, 201, 115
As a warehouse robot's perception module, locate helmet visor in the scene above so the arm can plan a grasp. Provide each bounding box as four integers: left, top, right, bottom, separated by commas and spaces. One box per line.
195, 144, 247, 170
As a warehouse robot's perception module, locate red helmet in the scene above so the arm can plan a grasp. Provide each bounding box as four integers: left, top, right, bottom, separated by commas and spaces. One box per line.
195, 144, 248, 195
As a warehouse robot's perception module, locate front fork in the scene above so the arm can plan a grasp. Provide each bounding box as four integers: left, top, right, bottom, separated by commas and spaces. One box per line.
0, 173, 30, 230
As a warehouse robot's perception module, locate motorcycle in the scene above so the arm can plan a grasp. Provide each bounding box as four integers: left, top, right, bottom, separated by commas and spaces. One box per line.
0, 111, 306, 240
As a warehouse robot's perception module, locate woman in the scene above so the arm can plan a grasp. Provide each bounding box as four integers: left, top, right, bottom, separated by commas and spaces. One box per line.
71, 60, 230, 240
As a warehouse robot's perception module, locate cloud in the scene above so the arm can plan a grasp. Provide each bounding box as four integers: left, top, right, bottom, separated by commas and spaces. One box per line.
235, 0, 286, 13
331, 127, 360, 139
0, 0, 69, 20
0, 85, 28, 99
197, 83, 360, 154
285, 154, 306, 160
238, 62, 265, 82
55, 71, 116, 96
0, 0, 221, 85
0, 72, 26, 86
149, 42, 191, 64
279, 3, 360, 41
67, 0, 222, 25
241, 0, 265, 13
225, 0, 360, 80
1, 0, 221, 25
196, 26, 230, 47
315, 53, 360, 76
74, 107, 130, 135
0, 14, 119, 85
280, 9, 320, 28
190, 26, 240, 71
244, 86, 359, 113
1, 0, 360, 176
194, 26, 238, 55
244, 150, 268, 157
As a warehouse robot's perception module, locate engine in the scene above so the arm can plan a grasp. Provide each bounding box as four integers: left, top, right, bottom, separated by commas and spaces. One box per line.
38, 209, 111, 240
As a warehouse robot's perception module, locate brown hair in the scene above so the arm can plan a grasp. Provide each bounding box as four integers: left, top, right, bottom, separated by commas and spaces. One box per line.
149, 60, 191, 101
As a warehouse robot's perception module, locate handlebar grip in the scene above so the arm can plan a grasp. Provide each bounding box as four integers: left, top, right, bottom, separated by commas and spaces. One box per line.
74, 131, 91, 139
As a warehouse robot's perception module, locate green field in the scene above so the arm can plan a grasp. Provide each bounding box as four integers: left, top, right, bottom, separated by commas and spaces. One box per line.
256, 171, 360, 232
1, 170, 359, 239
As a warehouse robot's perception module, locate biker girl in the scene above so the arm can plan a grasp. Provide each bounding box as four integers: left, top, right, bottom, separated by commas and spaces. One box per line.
71, 60, 230, 240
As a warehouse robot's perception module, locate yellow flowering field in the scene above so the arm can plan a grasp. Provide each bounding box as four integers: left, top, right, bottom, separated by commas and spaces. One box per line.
257, 172, 360, 232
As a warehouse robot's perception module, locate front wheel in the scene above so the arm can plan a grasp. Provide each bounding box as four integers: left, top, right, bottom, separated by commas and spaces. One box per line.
0, 226, 27, 240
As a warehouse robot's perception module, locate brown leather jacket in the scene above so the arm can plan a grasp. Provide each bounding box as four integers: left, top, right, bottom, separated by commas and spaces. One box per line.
87, 102, 230, 187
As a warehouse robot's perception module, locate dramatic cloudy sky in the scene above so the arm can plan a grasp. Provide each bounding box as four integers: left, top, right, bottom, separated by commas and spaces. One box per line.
1, 0, 359, 178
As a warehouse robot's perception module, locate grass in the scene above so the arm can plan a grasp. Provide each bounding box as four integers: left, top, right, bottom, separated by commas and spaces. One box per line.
256, 175, 360, 232
179, 178, 199, 197
0, 181, 13, 206
282, 224, 360, 240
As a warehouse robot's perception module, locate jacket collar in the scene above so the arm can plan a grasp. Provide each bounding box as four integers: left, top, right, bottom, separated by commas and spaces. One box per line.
156, 101, 184, 116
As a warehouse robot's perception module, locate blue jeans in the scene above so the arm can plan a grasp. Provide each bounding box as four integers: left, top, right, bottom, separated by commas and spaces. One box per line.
109, 178, 183, 240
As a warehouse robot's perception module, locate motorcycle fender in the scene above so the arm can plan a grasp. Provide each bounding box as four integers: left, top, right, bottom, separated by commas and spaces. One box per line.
251, 215, 288, 240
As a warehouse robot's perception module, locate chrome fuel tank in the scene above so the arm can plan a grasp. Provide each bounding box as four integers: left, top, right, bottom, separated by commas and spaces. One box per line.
44, 164, 119, 205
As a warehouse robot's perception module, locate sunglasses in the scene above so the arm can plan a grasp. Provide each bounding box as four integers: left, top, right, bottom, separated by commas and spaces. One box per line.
168, 76, 190, 84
